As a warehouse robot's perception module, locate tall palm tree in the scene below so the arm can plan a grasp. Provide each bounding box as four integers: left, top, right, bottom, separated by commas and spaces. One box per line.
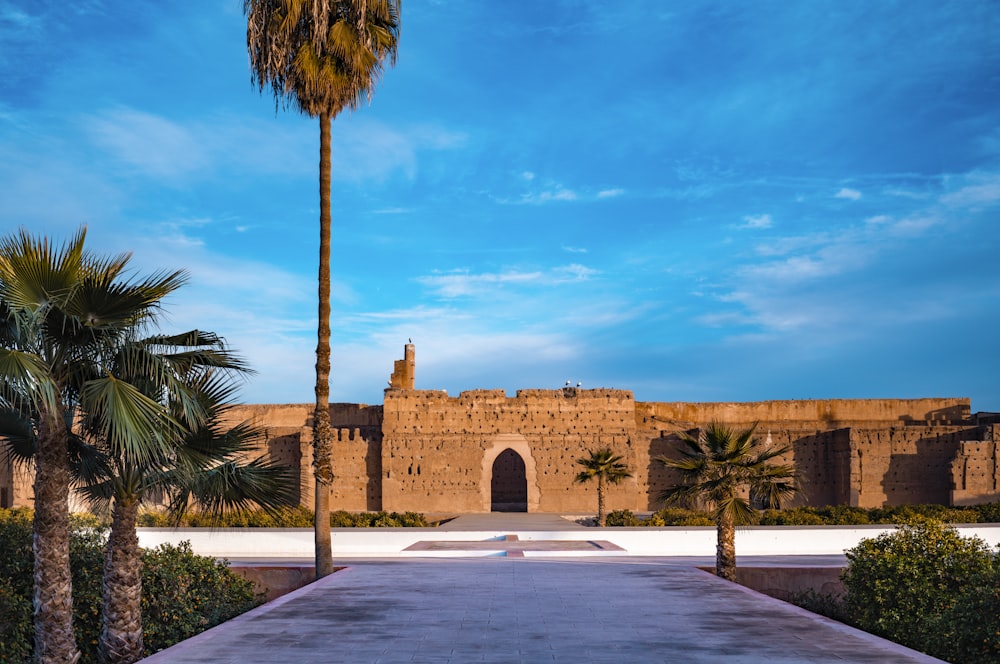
574, 448, 632, 527
244, 0, 400, 578
657, 423, 797, 581
0, 227, 185, 663
71, 334, 297, 664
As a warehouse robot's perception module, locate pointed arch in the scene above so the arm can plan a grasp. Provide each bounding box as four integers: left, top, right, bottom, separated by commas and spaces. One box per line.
481, 434, 540, 512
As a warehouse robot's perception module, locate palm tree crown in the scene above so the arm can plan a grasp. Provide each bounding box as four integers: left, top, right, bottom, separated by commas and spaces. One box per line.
0, 227, 185, 663
658, 422, 796, 580
574, 448, 632, 526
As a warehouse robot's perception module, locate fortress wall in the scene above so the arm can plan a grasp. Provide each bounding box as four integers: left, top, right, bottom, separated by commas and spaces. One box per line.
635, 398, 971, 428
849, 426, 974, 507
639, 427, 852, 511
224, 403, 382, 512
951, 424, 1000, 505
381, 388, 643, 513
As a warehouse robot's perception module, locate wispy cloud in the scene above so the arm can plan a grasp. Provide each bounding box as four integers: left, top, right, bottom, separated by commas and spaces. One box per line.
416, 269, 544, 297
740, 214, 772, 229
417, 263, 597, 298
87, 107, 208, 179
835, 187, 862, 201
597, 188, 625, 198
940, 171, 1000, 208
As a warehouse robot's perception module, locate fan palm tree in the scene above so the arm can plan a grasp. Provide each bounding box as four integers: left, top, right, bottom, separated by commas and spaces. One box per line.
244, 0, 401, 578
72, 334, 297, 664
657, 423, 797, 581
0, 227, 185, 663
574, 448, 632, 526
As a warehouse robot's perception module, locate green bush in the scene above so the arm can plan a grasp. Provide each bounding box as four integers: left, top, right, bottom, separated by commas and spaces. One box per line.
842, 519, 999, 660
788, 589, 848, 623
137, 506, 428, 528
138, 505, 315, 528
758, 507, 824, 525
970, 501, 1000, 523
651, 507, 714, 526
604, 509, 641, 526
141, 542, 261, 656
0, 576, 31, 663
0, 508, 265, 662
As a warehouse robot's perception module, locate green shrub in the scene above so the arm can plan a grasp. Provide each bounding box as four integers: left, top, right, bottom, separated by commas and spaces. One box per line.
604, 509, 640, 526
758, 507, 824, 525
788, 589, 848, 623
0, 508, 265, 662
0, 576, 31, 663
933, 570, 1000, 664
842, 519, 999, 660
652, 507, 715, 526
139, 506, 315, 528
970, 501, 1000, 523
137, 506, 428, 528
141, 541, 261, 656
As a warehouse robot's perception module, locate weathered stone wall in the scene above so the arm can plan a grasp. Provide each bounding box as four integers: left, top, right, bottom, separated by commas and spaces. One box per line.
3, 385, 997, 514
847, 426, 976, 507
635, 398, 972, 428
951, 424, 1000, 506
223, 402, 382, 512
380, 387, 642, 513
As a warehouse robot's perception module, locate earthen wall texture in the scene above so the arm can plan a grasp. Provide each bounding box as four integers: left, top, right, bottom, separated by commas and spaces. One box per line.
380, 388, 643, 513
4, 394, 998, 514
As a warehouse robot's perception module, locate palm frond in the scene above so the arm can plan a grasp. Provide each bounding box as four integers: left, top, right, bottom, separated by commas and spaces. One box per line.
79, 375, 180, 466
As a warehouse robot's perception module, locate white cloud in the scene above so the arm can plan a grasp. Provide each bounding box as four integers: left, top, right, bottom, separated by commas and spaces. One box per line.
87, 107, 208, 179
554, 264, 598, 281
835, 187, 862, 201
416, 269, 543, 297
563, 245, 588, 253
940, 172, 1000, 208
597, 188, 625, 198
741, 213, 772, 229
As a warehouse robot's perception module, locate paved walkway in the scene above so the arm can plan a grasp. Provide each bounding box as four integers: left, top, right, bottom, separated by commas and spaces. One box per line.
142, 515, 942, 663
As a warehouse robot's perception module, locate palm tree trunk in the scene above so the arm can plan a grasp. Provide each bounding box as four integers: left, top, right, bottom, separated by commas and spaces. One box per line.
597, 476, 607, 526
313, 109, 335, 579
716, 512, 737, 582
33, 408, 81, 664
99, 496, 142, 664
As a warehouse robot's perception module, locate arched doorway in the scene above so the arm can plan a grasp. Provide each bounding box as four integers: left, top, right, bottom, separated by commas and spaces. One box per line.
490, 448, 528, 512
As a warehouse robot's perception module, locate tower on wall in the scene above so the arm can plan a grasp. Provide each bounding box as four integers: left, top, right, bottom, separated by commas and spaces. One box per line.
388, 342, 415, 390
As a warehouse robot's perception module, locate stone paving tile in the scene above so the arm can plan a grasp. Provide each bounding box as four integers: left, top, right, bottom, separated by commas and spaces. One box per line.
142, 558, 945, 664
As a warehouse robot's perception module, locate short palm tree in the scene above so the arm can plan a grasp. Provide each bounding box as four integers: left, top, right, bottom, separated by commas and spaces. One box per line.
244, 0, 401, 578
657, 423, 797, 581
0, 227, 185, 663
574, 448, 632, 526
74, 334, 297, 664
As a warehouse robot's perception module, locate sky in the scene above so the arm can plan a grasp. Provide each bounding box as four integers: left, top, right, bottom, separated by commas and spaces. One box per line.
1, 1, 999, 410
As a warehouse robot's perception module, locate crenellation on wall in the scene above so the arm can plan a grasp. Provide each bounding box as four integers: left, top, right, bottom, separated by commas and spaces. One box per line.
2, 343, 994, 515
636, 398, 972, 429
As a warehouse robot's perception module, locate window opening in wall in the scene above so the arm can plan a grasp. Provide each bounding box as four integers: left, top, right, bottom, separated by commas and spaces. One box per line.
491, 448, 527, 512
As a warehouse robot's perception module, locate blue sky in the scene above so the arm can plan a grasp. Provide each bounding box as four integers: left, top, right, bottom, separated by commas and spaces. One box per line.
2, 1, 999, 409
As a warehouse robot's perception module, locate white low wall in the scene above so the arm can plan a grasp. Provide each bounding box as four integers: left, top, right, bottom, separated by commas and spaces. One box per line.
136, 524, 1000, 559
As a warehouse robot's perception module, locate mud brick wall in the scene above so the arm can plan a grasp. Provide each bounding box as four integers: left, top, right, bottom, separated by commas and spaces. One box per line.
381, 388, 642, 513
225, 403, 382, 512
848, 427, 974, 507
636, 426, 851, 511
636, 398, 971, 428
951, 424, 1000, 505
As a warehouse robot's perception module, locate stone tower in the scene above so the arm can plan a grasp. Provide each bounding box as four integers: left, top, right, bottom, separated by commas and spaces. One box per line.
388, 342, 415, 390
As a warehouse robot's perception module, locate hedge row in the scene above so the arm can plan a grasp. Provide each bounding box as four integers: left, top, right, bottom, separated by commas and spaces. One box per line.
0, 508, 261, 663
604, 502, 1000, 527
137, 507, 429, 528
793, 520, 1000, 663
